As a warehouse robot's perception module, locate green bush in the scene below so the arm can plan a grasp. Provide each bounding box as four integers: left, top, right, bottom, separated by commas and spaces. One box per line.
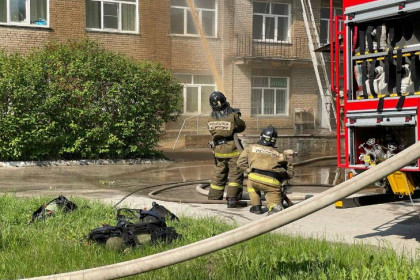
0, 40, 183, 160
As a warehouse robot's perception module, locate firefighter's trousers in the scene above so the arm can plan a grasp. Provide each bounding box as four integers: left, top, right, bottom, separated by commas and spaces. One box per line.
208, 157, 244, 200
247, 172, 282, 210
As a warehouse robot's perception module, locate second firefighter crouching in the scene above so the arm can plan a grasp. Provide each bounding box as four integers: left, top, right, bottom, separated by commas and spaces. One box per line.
207, 91, 246, 208
237, 126, 294, 215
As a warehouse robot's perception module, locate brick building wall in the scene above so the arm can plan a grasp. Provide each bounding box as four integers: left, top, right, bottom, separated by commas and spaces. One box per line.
87, 0, 172, 65
230, 0, 321, 132
0, 0, 340, 135
0, 0, 172, 64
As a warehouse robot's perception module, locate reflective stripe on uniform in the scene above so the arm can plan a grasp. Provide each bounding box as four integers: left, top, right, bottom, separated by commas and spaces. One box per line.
214, 151, 240, 158
210, 184, 224, 190
248, 173, 281, 186
228, 182, 242, 188
247, 187, 256, 193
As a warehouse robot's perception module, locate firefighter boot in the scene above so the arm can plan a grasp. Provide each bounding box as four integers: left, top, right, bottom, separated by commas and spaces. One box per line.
267, 204, 284, 216
249, 205, 263, 214
227, 197, 247, 208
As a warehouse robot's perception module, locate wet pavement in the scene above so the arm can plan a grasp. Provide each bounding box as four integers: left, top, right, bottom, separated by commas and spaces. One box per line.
0, 149, 342, 199
1, 148, 419, 256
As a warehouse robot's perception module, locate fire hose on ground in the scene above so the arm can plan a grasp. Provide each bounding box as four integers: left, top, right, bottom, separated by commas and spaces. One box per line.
115, 155, 339, 207
193, 183, 314, 202
191, 156, 339, 202
28, 141, 420, 280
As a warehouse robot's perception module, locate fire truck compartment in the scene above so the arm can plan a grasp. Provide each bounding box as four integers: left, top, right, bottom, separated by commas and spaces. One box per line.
347, 109, 418, 167
346, 8, 420, 101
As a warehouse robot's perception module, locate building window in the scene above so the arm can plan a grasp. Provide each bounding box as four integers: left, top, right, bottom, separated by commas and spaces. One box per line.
320, 7, 343, 45
85, 0, 138, 33
170, 0, 216, 37
251, 76, 289, 115
175, 74, 216, 114
0, 0, 48, 26
252, 2, 291, 42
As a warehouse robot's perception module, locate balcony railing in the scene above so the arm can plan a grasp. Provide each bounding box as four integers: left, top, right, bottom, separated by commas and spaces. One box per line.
236, 35, 310, 60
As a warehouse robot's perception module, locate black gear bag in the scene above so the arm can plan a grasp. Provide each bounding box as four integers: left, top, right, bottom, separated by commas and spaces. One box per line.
88, 202, 181, 247
116, 202, 179, 224
88, 220, 181, 247
149, 201, 180, 222
31, 195, 77, 223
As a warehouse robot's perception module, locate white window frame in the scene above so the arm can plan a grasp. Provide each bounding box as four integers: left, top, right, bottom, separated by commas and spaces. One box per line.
252, 2, 291, 43
251, 76, 289, 116
170, 0, 218, 38
0, 0, 50, 28
320, 7, 343, 45
176, 74, 216, 114
85, 0, 139, 34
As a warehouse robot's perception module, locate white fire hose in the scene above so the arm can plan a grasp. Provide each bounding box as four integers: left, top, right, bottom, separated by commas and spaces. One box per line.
28, 141, 420, 280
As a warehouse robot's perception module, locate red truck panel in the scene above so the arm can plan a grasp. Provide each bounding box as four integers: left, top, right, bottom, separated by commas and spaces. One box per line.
347, 98, 420, 111
343, 0, 378, 9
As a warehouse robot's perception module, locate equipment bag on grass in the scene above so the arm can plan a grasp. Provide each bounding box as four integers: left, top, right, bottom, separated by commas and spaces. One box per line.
116, 208, 164, 224
87, 224, 123, 244
116, 202, 179, 224
149, 201, 180, 222
124, 220, 181, 245
31, 195, 77, 223
88, 219, 181, 249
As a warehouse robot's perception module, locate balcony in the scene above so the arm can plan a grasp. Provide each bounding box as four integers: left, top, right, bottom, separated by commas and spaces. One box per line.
235, 34, 310, 63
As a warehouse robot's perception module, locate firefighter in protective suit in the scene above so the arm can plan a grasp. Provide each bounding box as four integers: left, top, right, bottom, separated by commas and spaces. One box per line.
207, 91, 246, 207
237, 126, 294, 215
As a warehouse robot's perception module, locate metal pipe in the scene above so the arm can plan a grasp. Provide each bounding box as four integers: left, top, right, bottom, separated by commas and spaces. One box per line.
28, 141, 420, 280
172, 113, 206, 150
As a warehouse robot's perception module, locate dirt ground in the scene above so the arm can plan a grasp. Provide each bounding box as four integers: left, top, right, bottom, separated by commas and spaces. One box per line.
0, 148, 419, 257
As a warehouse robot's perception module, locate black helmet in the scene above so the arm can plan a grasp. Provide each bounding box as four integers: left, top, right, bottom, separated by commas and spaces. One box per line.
209, 91, 228, 111
258, 125, 278, 146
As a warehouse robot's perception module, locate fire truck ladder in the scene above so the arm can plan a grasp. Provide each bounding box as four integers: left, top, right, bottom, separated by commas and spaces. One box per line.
331, 14, 346, 167
300, 0, 336, 132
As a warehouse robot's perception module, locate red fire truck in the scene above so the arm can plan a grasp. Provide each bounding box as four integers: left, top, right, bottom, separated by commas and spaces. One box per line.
331, 0, 420, 207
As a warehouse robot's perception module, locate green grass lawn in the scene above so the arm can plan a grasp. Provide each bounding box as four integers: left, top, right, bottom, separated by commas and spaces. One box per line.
0, 194, 419, 280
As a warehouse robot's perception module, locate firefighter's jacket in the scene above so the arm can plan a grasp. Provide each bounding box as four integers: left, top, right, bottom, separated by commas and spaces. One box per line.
208, 108, 245, 159
237, 144, 294, 187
